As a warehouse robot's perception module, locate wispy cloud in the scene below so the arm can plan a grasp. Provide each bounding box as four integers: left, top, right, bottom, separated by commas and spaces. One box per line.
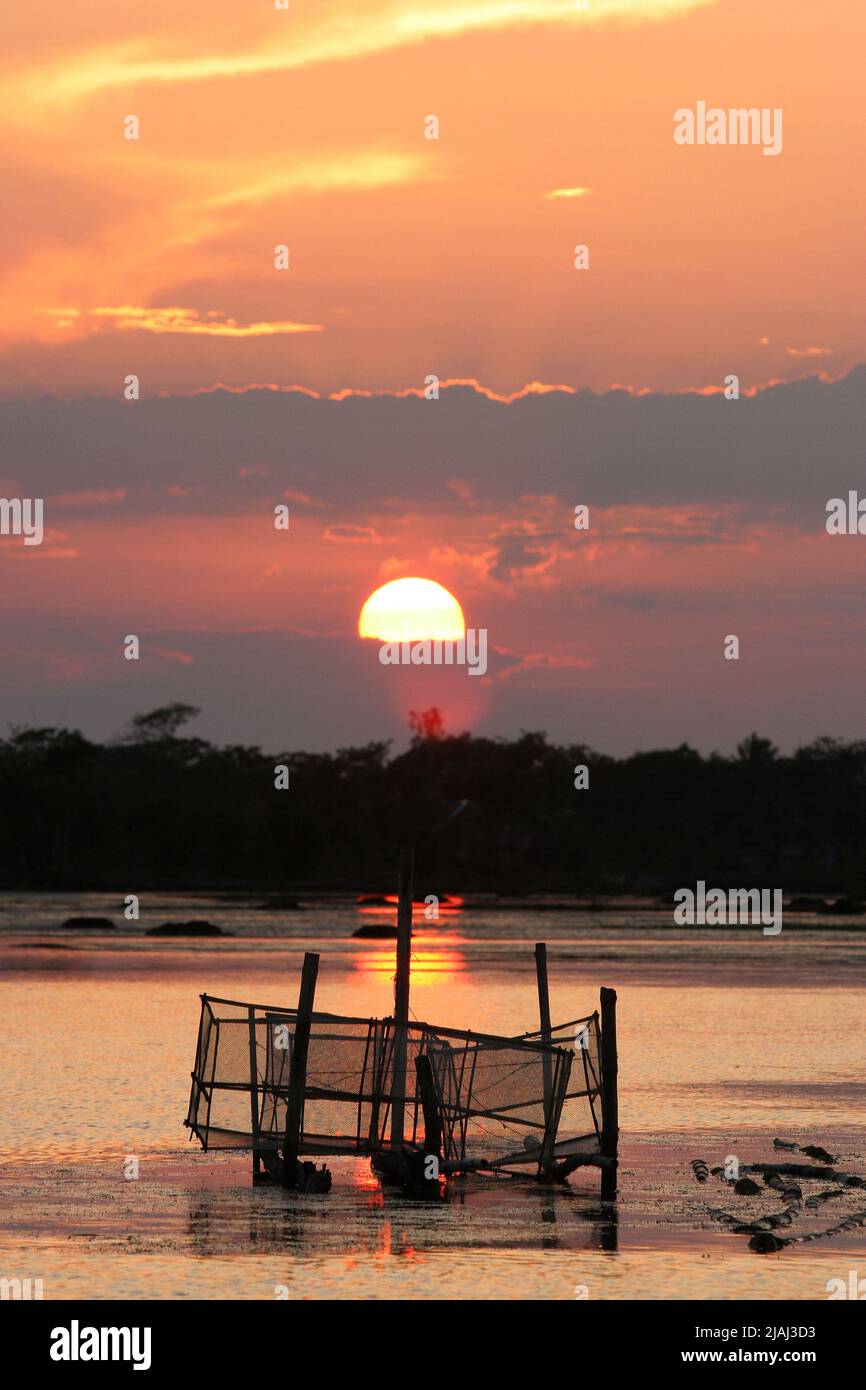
52, 489, 127, 507
90, 307, 323, 337
27, 3, 713, 103
206, 152, 426, 206
544, 186, 592, 200
322, 524, 383, 544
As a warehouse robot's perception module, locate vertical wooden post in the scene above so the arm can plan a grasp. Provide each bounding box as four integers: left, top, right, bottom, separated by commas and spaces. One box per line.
248, 1005, 263, 1183
282, 952, 319, 1188
415, 1054, 442, 1157
599, 986, 618, 1201
389, 849, 414, 1149
535, 943, 555, 1175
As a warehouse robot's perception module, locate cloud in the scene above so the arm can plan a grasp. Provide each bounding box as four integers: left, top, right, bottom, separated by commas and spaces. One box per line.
488, 537, 559, 583
495, 650, 594, 681
205, 153, 426, 206
149, 645, 194, 665
26, 2, 713, 104
544, 187, 592, 200
322, 524, 382, 544
3, 369, 864, 525
89, 307, 323, 337
282, 489, 327, 509
786, 346, 833, 358
51, 489, 127, 508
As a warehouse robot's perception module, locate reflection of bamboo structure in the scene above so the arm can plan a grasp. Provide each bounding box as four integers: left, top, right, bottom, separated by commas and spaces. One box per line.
184, 861, 619, 1198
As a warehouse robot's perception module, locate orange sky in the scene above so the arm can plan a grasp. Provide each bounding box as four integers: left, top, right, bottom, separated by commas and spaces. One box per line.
2, 2, 866, 757
2, 0, 864, 395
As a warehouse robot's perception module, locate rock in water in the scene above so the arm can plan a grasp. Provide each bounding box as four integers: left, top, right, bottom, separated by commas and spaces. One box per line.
691, 1159, 709, 1183
749, 1232, 786, 1253
61, 917, 117, 931
147, 920, 228, 937
734, 1177, 762, 1196
800, 1145, 835, 1164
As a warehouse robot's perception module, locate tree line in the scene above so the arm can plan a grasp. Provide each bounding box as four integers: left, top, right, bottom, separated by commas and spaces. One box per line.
0, 704, 863, 895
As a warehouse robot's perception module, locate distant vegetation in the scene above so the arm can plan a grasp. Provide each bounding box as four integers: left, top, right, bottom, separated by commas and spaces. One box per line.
1, 704, 864, 895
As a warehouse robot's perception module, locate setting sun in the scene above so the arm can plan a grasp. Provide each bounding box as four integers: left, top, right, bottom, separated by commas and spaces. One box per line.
358, 578, 466, 642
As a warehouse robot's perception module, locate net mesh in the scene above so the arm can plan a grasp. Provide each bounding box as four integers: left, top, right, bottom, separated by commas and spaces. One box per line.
186, 995, 603, 1167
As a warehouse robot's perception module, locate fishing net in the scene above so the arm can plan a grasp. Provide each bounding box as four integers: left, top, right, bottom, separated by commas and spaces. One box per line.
186, 995, 603, 1168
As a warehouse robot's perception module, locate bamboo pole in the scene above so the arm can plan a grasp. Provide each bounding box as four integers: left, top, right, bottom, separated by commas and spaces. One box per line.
248, 1005, 263, 1183
389, 849, 414, 1149
535, 943, 555, 1176
415, 1053, 442, 1157
599, 986, 618, 1200
282, 952, 319, 1188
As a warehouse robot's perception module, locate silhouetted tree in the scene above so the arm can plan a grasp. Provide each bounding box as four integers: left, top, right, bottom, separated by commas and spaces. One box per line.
121, 703, 202, 743
408, 707, 445, 742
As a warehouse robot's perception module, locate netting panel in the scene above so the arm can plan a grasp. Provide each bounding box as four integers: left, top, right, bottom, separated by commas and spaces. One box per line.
185, 995, 603, 1165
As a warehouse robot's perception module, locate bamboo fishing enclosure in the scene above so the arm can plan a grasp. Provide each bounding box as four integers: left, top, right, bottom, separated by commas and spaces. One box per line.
185, 858, 620, 1200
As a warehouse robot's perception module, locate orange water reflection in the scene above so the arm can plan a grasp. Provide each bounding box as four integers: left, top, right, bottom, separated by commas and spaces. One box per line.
350, 936, 467, 987
356, 894, 464, 924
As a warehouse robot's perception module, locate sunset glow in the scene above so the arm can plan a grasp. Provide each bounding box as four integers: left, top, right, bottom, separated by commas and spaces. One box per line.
2, 1, 862, 396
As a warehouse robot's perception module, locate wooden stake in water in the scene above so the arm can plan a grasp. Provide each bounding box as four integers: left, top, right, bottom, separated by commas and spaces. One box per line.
282, 951, 319, 1188
600, 986, 619, 1201
389, 850, 414, 1149
535, 942, 555, 1176
248, 1004, 263, 1183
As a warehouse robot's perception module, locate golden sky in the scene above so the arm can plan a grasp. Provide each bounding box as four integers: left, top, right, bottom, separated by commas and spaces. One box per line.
3, 1, 866, 756
2, 0, 864, 395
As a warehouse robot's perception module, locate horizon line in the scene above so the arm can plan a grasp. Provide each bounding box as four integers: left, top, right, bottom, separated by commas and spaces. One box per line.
0, 365, 860, 408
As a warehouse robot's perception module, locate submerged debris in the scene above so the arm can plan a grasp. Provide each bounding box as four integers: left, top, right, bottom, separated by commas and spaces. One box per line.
801, 1145, 836, 1164
696, 1142, 865, 1254
749, 1232, 787, 1253
772, 1138, 836, 1164
804, 1188, 846, 1210
733, 1177, 762, 1196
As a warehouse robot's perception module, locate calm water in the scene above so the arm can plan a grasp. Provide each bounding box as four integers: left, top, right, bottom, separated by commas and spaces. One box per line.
1, 893, 864, 1299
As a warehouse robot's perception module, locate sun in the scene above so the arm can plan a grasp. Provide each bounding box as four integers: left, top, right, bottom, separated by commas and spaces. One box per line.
358, 577, 465, 642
